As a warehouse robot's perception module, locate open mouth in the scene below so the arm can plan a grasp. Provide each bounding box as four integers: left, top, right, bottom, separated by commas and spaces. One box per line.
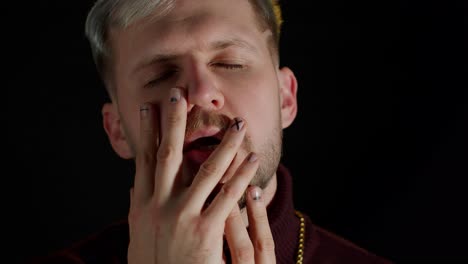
182, 135, 226, 206
183, 135, 222, 166
183, 136, 221, 153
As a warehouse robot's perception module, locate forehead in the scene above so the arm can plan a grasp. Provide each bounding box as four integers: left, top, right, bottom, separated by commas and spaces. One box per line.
109, 0, 268, 68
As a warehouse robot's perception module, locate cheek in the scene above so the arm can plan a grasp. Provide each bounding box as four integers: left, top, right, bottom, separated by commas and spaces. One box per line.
224, 71, 280, 148
225, 66, 279, 105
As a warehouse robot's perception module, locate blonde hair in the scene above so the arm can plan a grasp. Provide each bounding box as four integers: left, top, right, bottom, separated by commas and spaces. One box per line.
85, 0, 283, 90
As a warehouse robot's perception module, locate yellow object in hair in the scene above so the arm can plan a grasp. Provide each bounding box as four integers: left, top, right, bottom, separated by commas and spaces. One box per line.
271, 0, 283, 35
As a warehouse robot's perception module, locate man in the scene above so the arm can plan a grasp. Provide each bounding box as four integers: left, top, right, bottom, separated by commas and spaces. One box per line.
29, 0, 392, 263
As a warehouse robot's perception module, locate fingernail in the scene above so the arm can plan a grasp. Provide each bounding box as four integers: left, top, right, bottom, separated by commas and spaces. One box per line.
250, 186, 262, 201
248, 152, 257, 163
140, 103, 150, 118
230, 117, 244, 131
170, 88, 181, 103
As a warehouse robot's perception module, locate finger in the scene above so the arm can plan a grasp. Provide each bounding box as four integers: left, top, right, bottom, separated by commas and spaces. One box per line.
129, 187, 134, 207
225, 205, 254, 264
153, 87, 187, 203
128, 187, 134, 237
184, 117, 247, 212
203, 152, 258, 224
133, 102, 159, 205
246, 186, 275, 264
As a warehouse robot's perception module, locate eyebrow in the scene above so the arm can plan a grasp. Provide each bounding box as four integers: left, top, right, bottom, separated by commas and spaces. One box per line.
132, 38, 258, 74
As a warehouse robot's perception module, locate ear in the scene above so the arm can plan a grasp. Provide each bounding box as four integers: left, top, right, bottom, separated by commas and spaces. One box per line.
278, 67, 298, 129
102, 103, 134, 159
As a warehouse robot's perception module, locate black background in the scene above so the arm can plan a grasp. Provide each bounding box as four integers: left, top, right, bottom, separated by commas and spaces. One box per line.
5, 1, 467, 263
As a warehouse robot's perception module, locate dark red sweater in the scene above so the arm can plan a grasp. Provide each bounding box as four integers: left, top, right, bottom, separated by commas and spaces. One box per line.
27, 164, 393, 264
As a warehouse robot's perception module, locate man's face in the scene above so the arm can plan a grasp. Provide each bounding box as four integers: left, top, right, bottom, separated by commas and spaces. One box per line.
105, 0, 297, 195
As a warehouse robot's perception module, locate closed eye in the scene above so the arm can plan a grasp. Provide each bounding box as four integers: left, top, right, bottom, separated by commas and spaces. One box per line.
213, 63, 244, 70
145, 70, 177, 88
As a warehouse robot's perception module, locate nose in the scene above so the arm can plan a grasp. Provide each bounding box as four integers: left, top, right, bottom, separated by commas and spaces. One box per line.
178, 63, 224, 112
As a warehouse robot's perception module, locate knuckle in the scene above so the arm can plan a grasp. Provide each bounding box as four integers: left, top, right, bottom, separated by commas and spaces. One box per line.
167, 110, 183, 126
253, 211, 269, 223
127, 210, 139, 224
190, 248, 213, 263
221, 183, 240, 199
172, 209, 190, 228
199, 161, 219, 176
128, 207, 144, 225
142, 121, 154, 133
195, 220, 220, 248
234, 244, 254, 262
137, 150, 154, 166
254, 237, 275, 253
221, 140, 237, 150
157, 145, 178, 163
196, 220, 213, 236
227, 207, 242, 220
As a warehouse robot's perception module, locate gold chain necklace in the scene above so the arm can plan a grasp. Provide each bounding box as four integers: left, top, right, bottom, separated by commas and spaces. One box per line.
294, 210, 305, 264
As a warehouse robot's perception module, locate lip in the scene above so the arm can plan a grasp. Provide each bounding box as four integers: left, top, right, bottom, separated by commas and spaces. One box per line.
183, 127, 225, 152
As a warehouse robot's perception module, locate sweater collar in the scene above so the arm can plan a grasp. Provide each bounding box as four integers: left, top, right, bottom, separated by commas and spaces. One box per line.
267, 163, 300, 263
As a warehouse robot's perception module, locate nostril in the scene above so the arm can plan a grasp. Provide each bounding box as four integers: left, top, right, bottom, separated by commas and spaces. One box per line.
211, 99, 223, 108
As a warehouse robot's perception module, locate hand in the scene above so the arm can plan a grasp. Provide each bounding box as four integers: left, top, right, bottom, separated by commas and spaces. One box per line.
127, 87, 270, 263
224, 185, 276, 264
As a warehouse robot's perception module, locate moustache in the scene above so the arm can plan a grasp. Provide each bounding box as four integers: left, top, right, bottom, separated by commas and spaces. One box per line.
184, 107, 231, 140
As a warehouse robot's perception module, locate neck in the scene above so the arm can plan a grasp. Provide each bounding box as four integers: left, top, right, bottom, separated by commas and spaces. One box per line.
241, 173, 278, 227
